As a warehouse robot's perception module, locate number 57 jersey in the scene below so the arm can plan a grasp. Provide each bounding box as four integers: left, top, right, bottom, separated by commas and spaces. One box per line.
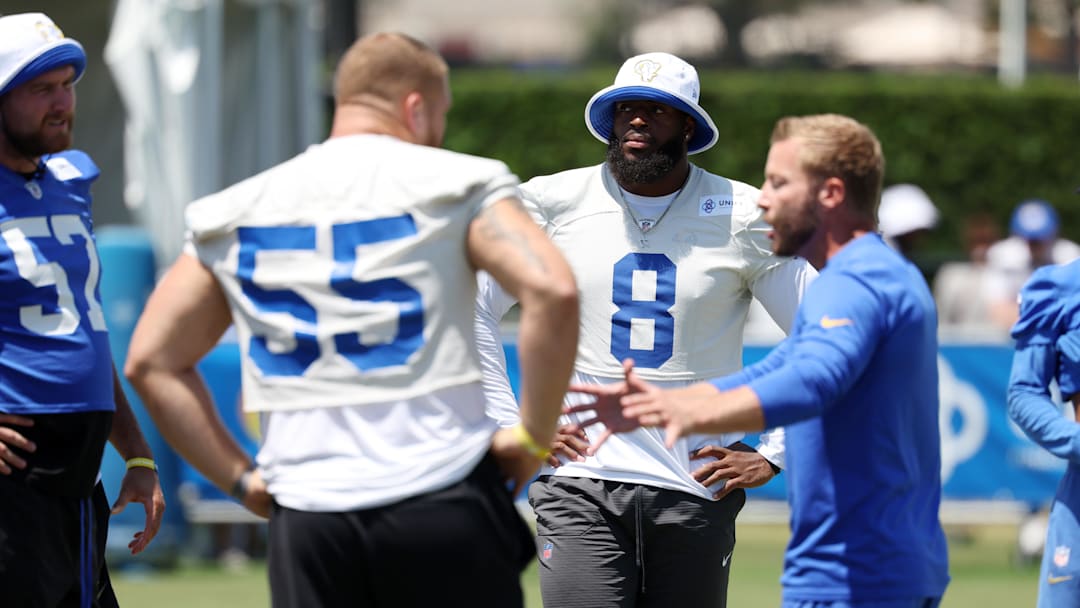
0, 151, 114, 415
185, 135, 520, 413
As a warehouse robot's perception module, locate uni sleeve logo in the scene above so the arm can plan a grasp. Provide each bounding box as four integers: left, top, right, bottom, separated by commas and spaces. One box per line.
819, 315, 854, 329
633, 60, 661, 83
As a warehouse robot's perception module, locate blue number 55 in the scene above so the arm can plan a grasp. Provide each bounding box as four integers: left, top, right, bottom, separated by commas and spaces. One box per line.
236, 216, 424, 377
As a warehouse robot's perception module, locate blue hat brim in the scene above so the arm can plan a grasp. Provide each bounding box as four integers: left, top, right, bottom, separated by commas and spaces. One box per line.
1, 41, 86, 97
585, 85, 718, 155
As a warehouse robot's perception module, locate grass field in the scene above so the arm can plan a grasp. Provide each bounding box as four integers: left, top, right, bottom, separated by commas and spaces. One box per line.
112, 523, 1040, 607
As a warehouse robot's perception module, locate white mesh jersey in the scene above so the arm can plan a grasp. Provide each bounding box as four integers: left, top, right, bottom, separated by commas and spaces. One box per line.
186, 134, 518, 510
476, 163, 814, 500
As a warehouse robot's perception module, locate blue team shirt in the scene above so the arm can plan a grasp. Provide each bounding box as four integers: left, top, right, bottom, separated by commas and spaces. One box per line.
0, 150, 114, 414
712, 233, 949, 601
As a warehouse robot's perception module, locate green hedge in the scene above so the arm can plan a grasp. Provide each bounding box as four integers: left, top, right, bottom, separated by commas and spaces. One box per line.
445, 68, 1080, 264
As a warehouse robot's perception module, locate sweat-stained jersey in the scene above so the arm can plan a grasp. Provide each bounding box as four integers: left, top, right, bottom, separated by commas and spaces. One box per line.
185, 134, 519, 510
0, 151, 114, 415
476, 163, 813, 500
1008, 259, 1080, 608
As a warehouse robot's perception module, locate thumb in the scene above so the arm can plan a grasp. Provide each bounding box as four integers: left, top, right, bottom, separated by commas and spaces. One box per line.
111, 494, 129, 515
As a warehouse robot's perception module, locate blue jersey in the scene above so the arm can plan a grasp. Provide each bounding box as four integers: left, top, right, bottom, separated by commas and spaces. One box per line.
1008, 259, 1080, 607
712, 234, 949, 602
0, 151, 114, 414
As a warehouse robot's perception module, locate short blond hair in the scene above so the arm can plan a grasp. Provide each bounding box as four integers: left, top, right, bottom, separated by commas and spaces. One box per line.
333, 32, 448, 107
771, 114, 884, 220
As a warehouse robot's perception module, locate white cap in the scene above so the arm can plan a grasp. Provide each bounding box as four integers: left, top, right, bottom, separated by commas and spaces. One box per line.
0, 13, 86, 97
584, 52, 718, 155
878, 183, 939, 238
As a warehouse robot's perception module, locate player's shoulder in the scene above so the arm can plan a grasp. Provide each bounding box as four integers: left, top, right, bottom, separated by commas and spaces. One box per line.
689, 166, 761, 219
405, 140, 513, 181
186, 162, 282, 239
520, 165, 600, 199
518, 164, 603, 217
1012, 259, 1080, 340
46, 150, 100, 184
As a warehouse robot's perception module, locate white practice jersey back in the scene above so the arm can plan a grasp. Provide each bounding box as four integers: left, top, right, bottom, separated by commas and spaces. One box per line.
186, 134, 518, 510
476, 163, 813, 500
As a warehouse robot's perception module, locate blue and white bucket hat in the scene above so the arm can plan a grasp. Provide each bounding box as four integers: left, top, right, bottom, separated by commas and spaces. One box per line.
0, 12, 86, 97
585, 52, 718, 155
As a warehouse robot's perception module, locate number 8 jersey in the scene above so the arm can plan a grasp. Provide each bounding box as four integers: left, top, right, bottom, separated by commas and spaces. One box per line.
0, 151, 114, 415
522, 163, 807, 381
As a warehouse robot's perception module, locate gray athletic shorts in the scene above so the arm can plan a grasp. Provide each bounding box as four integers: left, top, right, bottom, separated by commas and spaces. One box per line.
530, 475, 746, 608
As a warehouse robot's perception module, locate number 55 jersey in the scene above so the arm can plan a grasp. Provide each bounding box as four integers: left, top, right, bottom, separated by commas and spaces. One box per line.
184, 134, 520, 510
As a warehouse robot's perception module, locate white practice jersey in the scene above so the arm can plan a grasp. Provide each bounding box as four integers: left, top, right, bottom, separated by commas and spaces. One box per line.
476, 163, 814, 500
186, 134, 518, 510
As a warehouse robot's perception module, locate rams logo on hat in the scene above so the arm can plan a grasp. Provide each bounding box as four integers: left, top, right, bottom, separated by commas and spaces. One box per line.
633, 60, 661, 83
35, 18, 64, 43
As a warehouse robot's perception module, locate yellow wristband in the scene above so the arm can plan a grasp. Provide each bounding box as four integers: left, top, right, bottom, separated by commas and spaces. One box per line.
511, 423, 550, 459
125, 457, 157, 472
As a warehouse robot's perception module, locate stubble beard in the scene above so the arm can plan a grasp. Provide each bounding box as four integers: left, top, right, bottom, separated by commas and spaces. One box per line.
0, 107, 74, 160
771, 201, 819, 257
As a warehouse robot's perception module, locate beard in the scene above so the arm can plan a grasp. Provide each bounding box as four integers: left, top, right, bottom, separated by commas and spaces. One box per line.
606, 130, 684, 185
770, 202, 819, 257
0, 108, 74, 159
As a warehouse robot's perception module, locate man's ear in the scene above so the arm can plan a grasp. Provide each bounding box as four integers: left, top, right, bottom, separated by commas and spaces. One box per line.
403, 91, 427, 141
818, 176, 846, 210
684, 116, 695, 142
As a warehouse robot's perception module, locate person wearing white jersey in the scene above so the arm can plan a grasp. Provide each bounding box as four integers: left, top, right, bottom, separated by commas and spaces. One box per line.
124, 33, 579, 608
475, 52, 814, 607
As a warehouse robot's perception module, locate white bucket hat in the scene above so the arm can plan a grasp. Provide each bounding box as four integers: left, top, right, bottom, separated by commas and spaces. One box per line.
0, 12, 86, 97
585, 52, 718, 155
878, 184, 939, 238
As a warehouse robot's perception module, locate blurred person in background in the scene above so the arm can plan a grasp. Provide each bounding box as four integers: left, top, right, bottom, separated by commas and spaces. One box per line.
475, 51, 814, 607
933, 213, 1001, 333
986, 199, 1080, 330
0, 11, 165, 607
878, 182, 939, 263
124, 32, 578, 608
1006, 256, 1080, 607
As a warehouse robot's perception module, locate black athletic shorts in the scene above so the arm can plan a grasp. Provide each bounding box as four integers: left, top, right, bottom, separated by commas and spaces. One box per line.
0, 479, 119, 608
268, 451, 533, 608
0, 411, 117, 608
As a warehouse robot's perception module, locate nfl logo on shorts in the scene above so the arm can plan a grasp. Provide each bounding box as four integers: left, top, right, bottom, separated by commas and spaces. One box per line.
1055, 545, 1071, 568
542, 542, 553, 560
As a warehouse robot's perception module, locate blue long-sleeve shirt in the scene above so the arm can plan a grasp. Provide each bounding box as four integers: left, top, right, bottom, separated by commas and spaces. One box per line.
1008, 259, 1080, 465
712, 233, 949, 602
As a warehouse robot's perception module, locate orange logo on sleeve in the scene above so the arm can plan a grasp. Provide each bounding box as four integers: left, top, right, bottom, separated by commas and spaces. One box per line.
819, 315, 854, 329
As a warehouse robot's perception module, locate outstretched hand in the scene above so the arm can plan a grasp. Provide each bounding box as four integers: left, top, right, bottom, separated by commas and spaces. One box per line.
565, 359, 654, 454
